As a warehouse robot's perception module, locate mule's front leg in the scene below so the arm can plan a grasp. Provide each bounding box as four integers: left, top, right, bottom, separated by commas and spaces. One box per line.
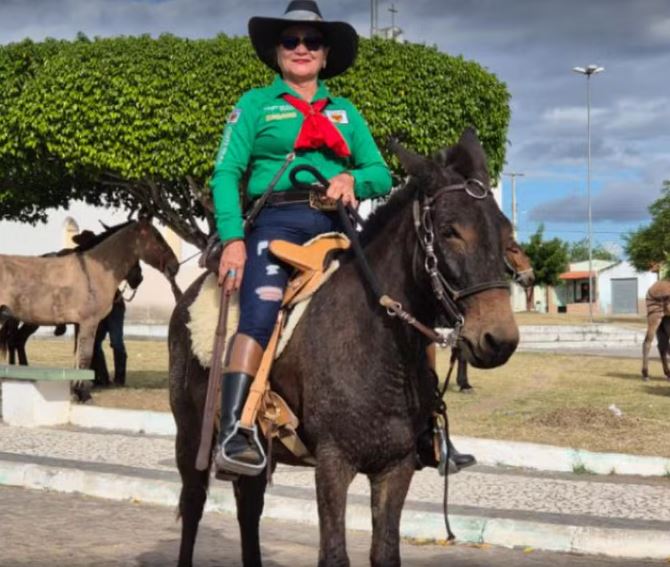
234, 473, 268, 566
74, 322, 97, 401
368, 455, 415, 567
642, 314, 662, 380
315, 446, 356, 567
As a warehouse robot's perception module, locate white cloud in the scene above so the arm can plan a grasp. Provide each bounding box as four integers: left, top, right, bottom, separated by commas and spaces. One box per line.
648, 17, 670, 41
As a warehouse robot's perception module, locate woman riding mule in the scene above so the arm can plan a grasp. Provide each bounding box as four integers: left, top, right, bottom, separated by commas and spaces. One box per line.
211, 0, 475, 479
211, 0, 392, 475
170, 128, 519, 566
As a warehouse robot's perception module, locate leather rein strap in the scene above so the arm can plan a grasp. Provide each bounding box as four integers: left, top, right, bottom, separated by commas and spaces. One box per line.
289, 165, 509, 346
195, 284, 231, 471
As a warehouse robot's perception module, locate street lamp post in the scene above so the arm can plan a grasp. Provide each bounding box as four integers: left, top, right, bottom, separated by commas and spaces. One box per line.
503, 172, 525, 241
572, 64, 604, 322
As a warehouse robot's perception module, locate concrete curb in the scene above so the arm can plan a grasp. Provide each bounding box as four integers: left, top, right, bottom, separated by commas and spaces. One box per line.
1, 458, 669, 560
65, 406, 670, 477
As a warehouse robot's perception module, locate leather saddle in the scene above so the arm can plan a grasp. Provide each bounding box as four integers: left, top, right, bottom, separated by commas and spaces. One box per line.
231, 233, 350, 464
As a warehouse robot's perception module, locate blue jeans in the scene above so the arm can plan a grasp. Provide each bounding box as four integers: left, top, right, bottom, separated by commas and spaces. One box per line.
91, 299, 127, 385
238, 203, 342, 348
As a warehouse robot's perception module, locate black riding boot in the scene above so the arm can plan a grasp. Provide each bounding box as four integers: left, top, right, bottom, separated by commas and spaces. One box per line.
213, 334, 265, 477
448, 439, 476, 471
415, 420, 476, 473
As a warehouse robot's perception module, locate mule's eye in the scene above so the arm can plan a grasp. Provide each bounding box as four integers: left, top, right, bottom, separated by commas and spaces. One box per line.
440, 225, 460, 239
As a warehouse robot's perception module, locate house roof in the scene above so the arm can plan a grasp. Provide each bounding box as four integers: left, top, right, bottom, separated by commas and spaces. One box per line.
559, 271, 595, 280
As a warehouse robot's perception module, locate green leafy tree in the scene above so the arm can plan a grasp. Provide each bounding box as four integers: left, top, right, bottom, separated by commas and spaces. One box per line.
625, 180, 670, 271
568, 238, 619, 263
0, 35, 511, 248
522, 224, 570, 311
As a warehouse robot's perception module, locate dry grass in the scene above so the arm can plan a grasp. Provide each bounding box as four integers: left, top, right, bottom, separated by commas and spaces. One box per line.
24, 338, 171, 412
514, 311, 647, 328
19, 337, 670, 457
435, 350, 670, 457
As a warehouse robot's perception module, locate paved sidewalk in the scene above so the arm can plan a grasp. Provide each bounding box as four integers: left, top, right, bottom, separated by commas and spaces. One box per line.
1, 423, 669, 560
3, 485, 667, 567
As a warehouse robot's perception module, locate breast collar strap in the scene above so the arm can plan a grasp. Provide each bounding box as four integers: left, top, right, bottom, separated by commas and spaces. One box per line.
412, 179, 510, 329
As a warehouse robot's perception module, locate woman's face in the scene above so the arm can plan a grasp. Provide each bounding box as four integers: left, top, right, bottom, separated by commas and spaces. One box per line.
276, 25, 329, 83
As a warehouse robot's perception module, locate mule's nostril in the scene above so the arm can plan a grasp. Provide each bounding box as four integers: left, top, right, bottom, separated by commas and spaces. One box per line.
483, 332, 500, 354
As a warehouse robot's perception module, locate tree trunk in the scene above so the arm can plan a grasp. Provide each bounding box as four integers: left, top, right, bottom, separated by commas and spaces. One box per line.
526, 287, 534, 311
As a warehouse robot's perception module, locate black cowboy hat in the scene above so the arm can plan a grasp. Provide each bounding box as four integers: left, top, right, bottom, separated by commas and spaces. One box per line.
248, 0, 359, 80
72, 229, 96, 246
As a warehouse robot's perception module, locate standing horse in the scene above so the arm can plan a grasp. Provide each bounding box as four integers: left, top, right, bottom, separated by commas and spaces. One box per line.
0, 224, 144, 365
169, 129, 519, 566
455, 237, 534, 391
642, 280, 670, 380
0, 219, 178, 376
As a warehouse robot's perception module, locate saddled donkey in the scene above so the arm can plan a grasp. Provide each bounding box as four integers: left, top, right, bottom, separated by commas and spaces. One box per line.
0, 219, 178, 387
454, 236, 534, 391
0, 225, 144, 365
169, 129, 519, 566
642, 279, 670, 380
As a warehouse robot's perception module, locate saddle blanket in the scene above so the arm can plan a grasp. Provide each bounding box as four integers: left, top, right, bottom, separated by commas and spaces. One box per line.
187, 259, 340, 368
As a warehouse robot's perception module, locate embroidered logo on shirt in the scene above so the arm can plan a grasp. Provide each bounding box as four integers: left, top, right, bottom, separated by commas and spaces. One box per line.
266, 112, 298, 122
325, 110, 349, 124
227, 109, 242, 124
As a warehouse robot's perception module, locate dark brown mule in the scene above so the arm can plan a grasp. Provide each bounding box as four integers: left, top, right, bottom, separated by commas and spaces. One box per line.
0, 219, 178, 377
168, 129, 519, 567
0, 224, 144, 366
455, 237, 534, 392
642, 280, 670, 380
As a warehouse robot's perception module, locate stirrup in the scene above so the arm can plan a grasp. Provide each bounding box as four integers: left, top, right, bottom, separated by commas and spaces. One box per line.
216, 422, 267, 477
435, 425, 476, 476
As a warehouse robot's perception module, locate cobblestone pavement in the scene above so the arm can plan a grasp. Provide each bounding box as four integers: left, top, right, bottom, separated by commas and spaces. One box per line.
2, 485, 666, 567
1, 424, 669, 526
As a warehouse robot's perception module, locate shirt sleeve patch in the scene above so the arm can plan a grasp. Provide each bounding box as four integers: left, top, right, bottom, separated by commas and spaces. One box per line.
325, 110, 349, 124
227, 108, 242, 124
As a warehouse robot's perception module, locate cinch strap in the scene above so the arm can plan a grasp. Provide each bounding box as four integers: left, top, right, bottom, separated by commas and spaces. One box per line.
283, 94, 351, 158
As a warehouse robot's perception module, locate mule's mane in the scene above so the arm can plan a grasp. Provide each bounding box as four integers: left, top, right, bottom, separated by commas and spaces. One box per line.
358, 179, 418, 246
74, 220, 135, 253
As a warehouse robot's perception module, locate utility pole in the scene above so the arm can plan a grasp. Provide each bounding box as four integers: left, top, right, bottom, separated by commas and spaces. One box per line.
389, 3, 398, 29
503, 172, 525, 241
370, 0, 379, 37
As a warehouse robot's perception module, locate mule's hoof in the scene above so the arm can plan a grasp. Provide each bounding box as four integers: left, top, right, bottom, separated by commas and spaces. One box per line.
459, 386, 475, 394
642, 375, 650, 382
73, 390, 93, 404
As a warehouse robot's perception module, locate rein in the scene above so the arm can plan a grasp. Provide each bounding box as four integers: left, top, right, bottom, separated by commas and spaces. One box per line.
289, 166, 509, 346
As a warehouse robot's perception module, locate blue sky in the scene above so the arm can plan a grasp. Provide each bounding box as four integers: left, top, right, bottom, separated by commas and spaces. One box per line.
1, 0, 669, 257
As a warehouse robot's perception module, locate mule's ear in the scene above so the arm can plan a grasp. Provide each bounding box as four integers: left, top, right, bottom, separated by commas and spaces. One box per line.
389, 138, 430, 177
447, 127, 490, 184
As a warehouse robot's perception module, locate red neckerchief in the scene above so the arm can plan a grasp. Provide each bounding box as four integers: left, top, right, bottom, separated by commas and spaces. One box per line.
283, 93, 351, 158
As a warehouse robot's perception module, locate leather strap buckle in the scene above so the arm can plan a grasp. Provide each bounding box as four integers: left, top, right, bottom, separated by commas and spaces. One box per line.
309, 190, 338, 211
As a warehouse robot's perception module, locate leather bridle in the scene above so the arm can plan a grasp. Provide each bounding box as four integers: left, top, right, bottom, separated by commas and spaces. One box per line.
411, 178, 510, 335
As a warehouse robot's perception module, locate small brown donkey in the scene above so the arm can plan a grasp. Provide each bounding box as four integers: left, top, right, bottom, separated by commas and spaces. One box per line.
0, 219, 178, 375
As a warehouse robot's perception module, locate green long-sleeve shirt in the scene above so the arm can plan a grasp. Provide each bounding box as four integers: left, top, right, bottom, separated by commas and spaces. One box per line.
210, 75, 392, 241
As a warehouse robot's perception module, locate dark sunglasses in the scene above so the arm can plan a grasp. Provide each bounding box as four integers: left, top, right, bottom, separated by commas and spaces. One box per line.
278, 35, 326, 51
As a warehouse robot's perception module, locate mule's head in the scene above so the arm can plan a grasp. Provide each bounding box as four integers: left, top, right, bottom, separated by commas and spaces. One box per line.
126, 262, 144, 290
135, 219, 180, 279
505, 237, 535, 289
393, 128, 519, 368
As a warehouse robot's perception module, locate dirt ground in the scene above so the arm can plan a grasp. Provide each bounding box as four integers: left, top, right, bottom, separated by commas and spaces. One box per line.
20, 337, 670, 458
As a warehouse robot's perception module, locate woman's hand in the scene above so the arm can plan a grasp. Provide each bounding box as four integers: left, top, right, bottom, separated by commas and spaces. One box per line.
218, 239, 246, 293
326, 172, 358, 207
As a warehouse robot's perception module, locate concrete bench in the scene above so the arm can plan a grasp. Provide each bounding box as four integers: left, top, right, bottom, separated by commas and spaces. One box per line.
0, 365, 93, 427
